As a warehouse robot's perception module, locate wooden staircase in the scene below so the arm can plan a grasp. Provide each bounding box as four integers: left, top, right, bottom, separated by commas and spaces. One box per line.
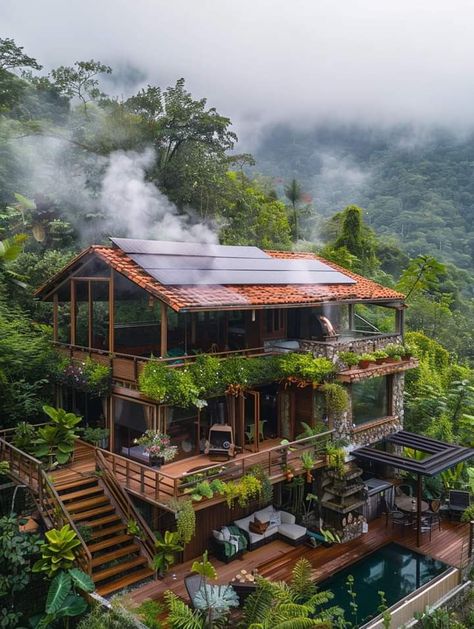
55, 475, 155, 597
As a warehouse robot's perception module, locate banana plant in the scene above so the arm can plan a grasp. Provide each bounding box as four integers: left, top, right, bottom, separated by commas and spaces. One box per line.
33, 524, 82, 578
29, 568, 94, 628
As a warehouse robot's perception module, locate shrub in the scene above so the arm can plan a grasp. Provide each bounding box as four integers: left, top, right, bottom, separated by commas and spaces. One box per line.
339, 351, 359, 367
55, 357, 111, 397
320, 383, 349, 414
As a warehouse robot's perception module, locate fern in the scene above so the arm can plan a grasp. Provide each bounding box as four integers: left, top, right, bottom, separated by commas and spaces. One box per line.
163, 591, 205, 629
289, 559, 317, 603
242, 578, 275, 626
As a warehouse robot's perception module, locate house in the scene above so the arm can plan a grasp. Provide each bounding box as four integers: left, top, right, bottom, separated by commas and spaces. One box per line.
33, 238, 416, 543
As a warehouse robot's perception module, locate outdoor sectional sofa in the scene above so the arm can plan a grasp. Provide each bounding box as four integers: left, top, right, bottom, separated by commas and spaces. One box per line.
234, 506, 307, 550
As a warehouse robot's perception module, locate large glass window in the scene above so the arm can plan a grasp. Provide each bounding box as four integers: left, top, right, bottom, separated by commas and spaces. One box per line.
166, 407, 198, 459
113, 397, 154, 457
352, 376, 390, 425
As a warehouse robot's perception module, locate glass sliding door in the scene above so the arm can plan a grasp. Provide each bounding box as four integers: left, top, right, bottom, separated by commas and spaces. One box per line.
243, 390, 260, 452
113, 396, 154, 462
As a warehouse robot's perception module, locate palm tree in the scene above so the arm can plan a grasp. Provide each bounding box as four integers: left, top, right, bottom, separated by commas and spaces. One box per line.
284, 178, 303, 241
0, 234, 27, 289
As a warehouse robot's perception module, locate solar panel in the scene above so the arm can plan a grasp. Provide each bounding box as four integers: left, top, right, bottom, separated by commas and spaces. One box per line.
110, 237, 356, 286
128, 254, 335, 272
110, 238, 269, 259
145, 268, 354, 285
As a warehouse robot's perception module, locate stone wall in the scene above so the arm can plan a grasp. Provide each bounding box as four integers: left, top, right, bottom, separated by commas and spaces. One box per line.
331, 372, 405, 447
300, 334, 403, 363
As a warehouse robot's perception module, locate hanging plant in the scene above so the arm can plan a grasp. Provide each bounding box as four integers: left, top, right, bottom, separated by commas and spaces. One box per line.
174, 499, 196, 544
55, 356, 111, 397
279, 354, 335, 384
139, 361, 205, 408
319, 383, 349, 415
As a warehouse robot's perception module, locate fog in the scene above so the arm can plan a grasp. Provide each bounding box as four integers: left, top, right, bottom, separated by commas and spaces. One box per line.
2, 0, 474, 145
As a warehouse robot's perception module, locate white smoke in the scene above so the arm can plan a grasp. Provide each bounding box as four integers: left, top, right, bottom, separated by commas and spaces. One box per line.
100, 148, 217, 243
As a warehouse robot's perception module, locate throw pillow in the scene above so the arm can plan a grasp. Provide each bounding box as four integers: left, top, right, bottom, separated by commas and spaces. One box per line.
249, 516, 269, 534
212, 529, 224, 541
269, 509, 281, 527
221, 526, 231, 541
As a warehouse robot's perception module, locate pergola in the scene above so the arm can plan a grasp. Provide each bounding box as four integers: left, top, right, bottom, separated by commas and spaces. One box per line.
353, 430, 474, 546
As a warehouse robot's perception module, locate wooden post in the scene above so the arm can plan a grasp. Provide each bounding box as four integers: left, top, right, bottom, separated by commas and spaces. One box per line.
88, 280, 93, 349
348, 303, 355, 332
70, 280, 76, 346
53, 293, 58, 342
417, 473, 422, 547
160, 301, 168, 357
398, 307, 405, 338
109, 270, 114, 352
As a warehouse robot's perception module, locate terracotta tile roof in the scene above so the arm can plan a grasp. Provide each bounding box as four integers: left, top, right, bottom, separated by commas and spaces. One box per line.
86, 245, 404, 311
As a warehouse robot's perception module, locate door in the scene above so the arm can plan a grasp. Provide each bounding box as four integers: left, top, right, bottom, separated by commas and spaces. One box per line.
243, 390, 260, 452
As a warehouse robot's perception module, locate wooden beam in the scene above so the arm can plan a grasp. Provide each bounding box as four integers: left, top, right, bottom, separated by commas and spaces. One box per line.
70, 280, 76, 345
88, 280, 93, 349
53, 293, 58, 342
109, 270, 115, 352
417, 473, 422, 547
160, 301, 168, 357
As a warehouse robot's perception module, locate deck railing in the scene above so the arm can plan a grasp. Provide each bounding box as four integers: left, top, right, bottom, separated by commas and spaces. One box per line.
0, 435, 92, 575
95, 449, 157, 565
78, 430, 333, 509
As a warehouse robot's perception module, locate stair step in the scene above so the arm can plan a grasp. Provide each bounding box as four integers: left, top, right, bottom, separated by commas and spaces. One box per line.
86, 514, 122, 528
90, 523, 127, 540
93, 556, 148, 582
89, 534, 133, 554
96, 568, 155, 597
73, 505, 115, 522
91, 543, 140, 568
53, 476, 97, 491
67, 495, 110, 513
59, 486, 103, 502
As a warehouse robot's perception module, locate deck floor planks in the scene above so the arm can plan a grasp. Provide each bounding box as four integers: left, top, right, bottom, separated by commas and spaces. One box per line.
128, 517, 469, 607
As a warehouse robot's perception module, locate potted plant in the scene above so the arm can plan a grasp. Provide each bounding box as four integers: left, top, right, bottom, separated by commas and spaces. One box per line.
134, 430, 178, 468
385, 343, 403, 362
300, 451, 316, 483
339, 351, 360, 370
358, 353, 376, 369
373, 349, 389, 365
80, 426, 109, 448
401, 343, 415, 360
127, 519, 144, 540
282, 464, 295, 482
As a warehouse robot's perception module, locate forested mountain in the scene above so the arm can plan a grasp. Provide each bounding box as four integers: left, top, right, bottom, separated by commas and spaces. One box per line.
254, 124, 474, 271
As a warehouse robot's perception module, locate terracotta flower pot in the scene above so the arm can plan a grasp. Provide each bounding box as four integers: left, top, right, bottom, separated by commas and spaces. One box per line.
358, 360, 372, 369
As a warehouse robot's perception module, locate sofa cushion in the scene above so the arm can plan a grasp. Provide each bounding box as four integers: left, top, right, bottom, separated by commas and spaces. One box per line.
280, 510, 296, 525
212, 529, 224, 541
263, 524, 279, 538
278, 522, 307, 541
234, 515, 253, 532
254, 507, 274, 522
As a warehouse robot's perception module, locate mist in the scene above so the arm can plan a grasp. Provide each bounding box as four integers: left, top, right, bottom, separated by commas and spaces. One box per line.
2, 0, 474, 146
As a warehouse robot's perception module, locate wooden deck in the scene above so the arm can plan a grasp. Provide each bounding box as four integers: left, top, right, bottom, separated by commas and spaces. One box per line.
51, 435, 330, 510
128, 516, 469, 606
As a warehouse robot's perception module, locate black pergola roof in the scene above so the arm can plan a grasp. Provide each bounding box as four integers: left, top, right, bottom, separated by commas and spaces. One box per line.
353, 430, 474, 476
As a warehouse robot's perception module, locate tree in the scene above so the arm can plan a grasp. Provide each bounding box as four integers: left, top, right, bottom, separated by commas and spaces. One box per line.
396, 255, 446, 300
334, 205, 378, 274
50, 60, 112, 109
285, 178, 303, 241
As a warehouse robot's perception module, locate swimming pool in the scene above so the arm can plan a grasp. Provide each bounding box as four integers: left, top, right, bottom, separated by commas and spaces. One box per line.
318, 542, 449, 627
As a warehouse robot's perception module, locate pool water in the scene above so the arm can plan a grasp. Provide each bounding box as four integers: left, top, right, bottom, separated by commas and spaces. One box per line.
318, 542, 449, 627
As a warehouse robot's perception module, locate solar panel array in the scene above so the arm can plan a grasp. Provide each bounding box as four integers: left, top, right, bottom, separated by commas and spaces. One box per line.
110, 238, 356, 286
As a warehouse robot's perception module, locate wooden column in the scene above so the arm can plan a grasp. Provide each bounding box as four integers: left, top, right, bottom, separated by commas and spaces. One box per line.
88, 280, 93, 349
348, 303, 355, 332
108, 270, 114, 352
397, 307, 405, 338
53, 293, 58, 342
416, 473, 422, 547
160, 301, 168, 357
70, 280, 76, 346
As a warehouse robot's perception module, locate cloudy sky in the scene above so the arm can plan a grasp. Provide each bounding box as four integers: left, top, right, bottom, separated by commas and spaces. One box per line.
2, 0, 474, 140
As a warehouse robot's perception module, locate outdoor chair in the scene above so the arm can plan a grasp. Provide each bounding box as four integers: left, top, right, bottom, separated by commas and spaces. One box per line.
395, 483, 413, 497
184, 574, 204, 609
380, 496, 412, 534
428, 500, 442, 531
419, 513, 437, 541
448, 490, 470, 519
204, 424, 235, 460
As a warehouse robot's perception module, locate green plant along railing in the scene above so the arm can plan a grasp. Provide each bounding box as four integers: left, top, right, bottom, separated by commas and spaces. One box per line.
0, 433, 92, 575
79, 431, 333, 510
94, 448, 156, 565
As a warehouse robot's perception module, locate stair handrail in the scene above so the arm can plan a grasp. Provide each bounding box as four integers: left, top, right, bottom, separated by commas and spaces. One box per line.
95, 449, 156, 564
38, 469, 93, 576
0, 436, 92, 576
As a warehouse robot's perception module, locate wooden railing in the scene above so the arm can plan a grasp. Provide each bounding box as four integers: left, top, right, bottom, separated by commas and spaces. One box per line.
95, 449, 156, 564
54, 342, 274, 383
80, 431, 333, 509
0, 435, 92, 575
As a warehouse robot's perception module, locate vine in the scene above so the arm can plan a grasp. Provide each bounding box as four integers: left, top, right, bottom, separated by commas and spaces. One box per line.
54, 356, 111, 397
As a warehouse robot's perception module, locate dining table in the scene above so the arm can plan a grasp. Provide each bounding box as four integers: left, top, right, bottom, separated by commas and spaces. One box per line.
395, 495, 430, 514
